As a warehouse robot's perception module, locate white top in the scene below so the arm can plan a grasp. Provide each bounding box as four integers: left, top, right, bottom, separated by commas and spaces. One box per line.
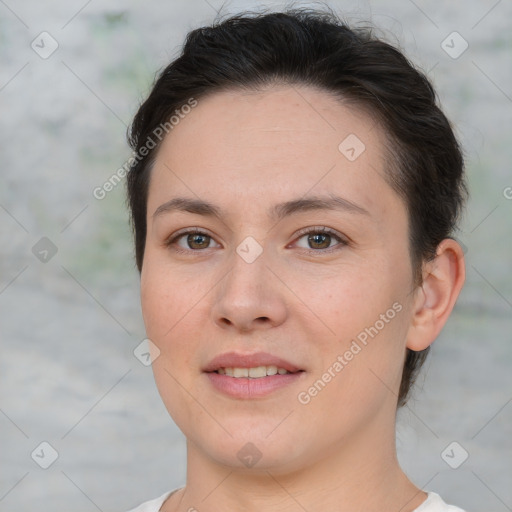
126, 488, 467, 512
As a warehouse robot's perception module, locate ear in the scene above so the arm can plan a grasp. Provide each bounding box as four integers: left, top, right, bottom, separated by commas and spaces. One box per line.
406, 238, 465, 351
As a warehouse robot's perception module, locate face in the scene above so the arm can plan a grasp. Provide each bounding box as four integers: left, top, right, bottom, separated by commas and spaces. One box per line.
140, 85, 417, 473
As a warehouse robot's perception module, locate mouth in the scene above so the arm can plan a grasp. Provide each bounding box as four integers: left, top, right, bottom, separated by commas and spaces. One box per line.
202, 351, 304, 375
211, 365, 303, 378
203, 351, 305, 398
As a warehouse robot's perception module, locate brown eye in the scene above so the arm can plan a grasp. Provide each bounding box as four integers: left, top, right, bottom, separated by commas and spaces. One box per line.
186, 233, 211, 250
307, 232, 332, 249
165, 229, 221, 254
294, 227, 347, 252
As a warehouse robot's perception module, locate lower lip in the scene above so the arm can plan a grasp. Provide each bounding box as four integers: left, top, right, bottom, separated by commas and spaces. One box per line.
205, 371, 305, 399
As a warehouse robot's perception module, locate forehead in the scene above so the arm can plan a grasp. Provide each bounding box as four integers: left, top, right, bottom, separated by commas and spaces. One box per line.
149, 85, 399, 222
160, 85, 384, 160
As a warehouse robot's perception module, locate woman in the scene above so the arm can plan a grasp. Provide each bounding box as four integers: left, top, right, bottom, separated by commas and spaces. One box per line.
125, 8, 467, 512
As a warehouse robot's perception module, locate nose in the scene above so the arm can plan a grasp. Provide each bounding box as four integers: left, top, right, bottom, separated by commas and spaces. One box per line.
211, 245, 288, 333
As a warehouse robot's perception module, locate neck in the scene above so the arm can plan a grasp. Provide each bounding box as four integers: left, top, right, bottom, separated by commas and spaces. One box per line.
162, 410, 426, 512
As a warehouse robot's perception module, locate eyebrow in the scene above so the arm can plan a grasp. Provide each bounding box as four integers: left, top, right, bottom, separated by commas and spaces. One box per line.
152, 194, 370, 221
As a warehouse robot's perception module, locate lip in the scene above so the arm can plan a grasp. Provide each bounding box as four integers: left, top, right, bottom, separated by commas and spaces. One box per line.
202, 351, 303, 373
205, 371, 305, 399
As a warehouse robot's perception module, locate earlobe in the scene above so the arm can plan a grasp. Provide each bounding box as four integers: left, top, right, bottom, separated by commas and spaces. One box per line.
406, 239, 466, 351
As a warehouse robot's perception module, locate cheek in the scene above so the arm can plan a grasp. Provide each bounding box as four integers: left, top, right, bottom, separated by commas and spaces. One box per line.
140, 255, 194, 339
298, 310, 407, 430
140, 256, 206, 369
291, 258, 403, 333
140, 267, 167, 338
290, 260, 409, 387
140, 260, 201, 420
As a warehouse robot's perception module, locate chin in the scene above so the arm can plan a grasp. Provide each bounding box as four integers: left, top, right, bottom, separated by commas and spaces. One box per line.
191, 424, 310, 473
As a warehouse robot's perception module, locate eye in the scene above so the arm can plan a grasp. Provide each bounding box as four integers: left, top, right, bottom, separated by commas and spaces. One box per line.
293, 227, 347, 252
165, 226, 348, 255
165, 229, 221, 253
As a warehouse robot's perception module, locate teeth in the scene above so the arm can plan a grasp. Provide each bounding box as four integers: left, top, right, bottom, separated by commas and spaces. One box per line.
216, 365, 292, 378
234, 367, 249, 378
266, 366, 278, 376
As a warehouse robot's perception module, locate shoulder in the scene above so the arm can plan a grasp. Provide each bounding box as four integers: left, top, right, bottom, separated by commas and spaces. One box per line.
414, 492, 467, 512
125, 489, 177, 512
125, 489, 464, 512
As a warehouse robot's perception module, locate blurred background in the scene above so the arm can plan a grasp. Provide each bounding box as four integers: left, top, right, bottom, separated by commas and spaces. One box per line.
0, 0, 511, 510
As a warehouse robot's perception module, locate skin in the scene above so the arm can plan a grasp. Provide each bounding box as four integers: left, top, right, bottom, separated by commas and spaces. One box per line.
140, 85, 465, 512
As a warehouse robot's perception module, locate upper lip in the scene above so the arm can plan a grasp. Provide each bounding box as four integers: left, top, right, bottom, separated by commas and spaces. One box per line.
203, 351, 303, 373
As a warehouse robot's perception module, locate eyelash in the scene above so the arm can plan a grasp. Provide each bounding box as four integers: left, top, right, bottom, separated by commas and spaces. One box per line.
164, 226, 348, 255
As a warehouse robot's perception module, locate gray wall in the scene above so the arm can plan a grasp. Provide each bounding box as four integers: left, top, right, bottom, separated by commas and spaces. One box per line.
1, 0, 510, 510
